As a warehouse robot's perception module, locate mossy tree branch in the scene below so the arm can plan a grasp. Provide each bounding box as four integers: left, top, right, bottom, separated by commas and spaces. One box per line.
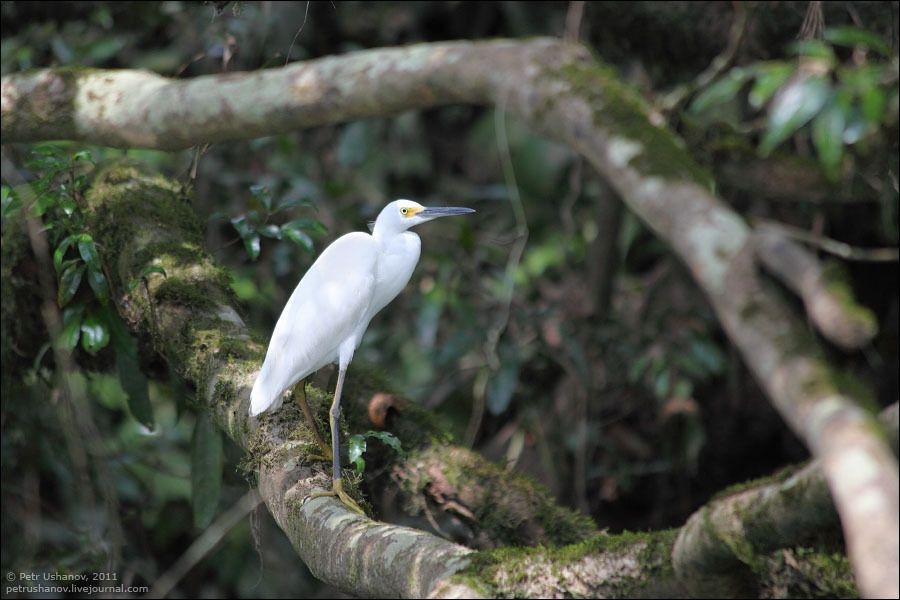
74, 160, 477, 597
21, 157, 851, 598
5, 38, 897, 597
673, 403, 899, 596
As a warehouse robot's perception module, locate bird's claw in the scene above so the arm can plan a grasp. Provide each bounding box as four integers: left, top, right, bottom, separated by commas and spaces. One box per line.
307, 479, 366, 516
304, 441, 333, 463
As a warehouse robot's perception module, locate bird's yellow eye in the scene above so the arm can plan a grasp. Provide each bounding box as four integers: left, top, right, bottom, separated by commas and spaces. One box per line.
400, 207, 409, 216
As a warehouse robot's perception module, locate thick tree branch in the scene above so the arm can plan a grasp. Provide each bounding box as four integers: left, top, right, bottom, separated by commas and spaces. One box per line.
67, 158, 860, 598
72, 160, 484, 598
753, 222, 878, 350
6, 38, 897, 597
673, 403, 899, 596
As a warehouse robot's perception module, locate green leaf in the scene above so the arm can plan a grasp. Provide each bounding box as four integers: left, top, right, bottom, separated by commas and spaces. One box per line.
249, 184, 273, 210
674, 354, 706, 378
77, 236, 101, 270
654, 368, 671, 399
54, 234, 79, 272
58, 263, 85, 307
106, 305, 154, 429
243, 233, 261, 261
117, 348, 154, 428
80, 312, 110, 354
824, 26, 890, 56
690, 69, 749, 113
230, 215, 254, 238
348, 434, 367, 474
674, 379, 694, 399
283, 217, 327, 236
276, 196, 315, 210
257, 223, 282, 239
812, 102, 846, 180
191, 413, 223, 528
84, 36, 127, 63
628, 353, 651, 383
71, 150, 93, 163
1, 186, 20, 218
748, 63, 794, 109
281, 225, 314, 253
759, 75, 831, 156
787, 40, 836, 63
140, 264, 168, 279
688, 337, 726, 376
487, 358, 520, 416
86, 268, 109, 302
34, 190, 60, 216
347, 431, 403, 475
860, 85, 886, 125
366, 430, 403, 454
60, 306, 85, 349
128, 264, 168, 291
231, 215, 262, 260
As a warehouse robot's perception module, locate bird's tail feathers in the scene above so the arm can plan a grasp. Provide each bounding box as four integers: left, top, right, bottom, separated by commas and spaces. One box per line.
250, 362, 284, 416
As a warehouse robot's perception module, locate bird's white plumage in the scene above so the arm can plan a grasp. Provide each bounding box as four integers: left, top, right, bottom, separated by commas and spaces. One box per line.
249, 199, 474, 417
250, 232, 377, 415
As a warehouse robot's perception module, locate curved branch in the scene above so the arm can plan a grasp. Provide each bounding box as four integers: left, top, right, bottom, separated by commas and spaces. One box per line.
6, 38, 898, 597
673, 403, 899, 595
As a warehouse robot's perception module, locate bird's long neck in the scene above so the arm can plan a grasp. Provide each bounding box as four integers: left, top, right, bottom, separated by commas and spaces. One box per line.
371, 221, 401, 247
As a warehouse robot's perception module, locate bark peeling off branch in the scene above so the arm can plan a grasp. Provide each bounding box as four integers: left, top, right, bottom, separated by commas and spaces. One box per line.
6, 38, 898, 597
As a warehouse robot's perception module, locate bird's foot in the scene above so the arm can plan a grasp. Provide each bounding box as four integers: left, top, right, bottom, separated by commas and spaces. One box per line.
304, 440, 333, 463
305, 450, 332, 463
293, 381, 333, 462
308, 479, 366, 516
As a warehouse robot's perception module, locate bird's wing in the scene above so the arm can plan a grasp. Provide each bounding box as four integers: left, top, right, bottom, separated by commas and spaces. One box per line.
251, 232, 377, 414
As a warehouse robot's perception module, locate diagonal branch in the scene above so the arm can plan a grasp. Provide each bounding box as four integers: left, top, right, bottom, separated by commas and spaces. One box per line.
753, 221, 878, 350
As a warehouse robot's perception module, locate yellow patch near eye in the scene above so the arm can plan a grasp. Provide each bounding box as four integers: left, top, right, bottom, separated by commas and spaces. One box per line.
401, 205, 424, 218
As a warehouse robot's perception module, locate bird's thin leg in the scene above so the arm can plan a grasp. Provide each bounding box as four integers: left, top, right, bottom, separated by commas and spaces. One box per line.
292, 379, 331, 461
308, 367, 365, 516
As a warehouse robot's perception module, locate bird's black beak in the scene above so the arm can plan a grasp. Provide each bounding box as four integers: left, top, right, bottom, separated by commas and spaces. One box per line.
419, 207, 476, 218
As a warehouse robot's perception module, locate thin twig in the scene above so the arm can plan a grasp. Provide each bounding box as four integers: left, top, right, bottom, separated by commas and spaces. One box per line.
465, 91, 529, 447
285, 1, 311, 66
754, 221, 879, 350
149, 490, 262, 598
483, 91, 529, 370
799, 1, 825, 40
757, 219, 899, 262
661, 4, 749, 113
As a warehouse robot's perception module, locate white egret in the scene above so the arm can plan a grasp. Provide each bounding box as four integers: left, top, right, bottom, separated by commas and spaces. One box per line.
250, 199, 474, 514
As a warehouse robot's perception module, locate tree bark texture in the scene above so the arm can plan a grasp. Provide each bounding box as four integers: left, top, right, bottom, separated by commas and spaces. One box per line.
3, 38, 897, 598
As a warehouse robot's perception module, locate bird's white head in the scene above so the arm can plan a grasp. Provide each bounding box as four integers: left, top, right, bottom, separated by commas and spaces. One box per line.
372, 199, 475, 237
